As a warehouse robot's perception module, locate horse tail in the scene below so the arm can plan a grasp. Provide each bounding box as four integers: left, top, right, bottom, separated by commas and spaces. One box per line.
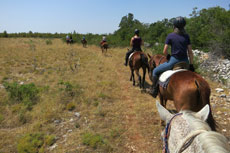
141, 54, 149, 73
195, 80, 217, 131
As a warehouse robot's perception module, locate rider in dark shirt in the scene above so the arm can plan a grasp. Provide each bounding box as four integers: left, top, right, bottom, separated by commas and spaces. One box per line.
124, 29, 143, 66
150, 17, 194, 98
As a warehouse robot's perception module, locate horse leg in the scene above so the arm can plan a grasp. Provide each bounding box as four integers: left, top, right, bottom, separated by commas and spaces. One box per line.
142, 67, 146, 89
132, 69, 135, 86
135, 69, 141, 88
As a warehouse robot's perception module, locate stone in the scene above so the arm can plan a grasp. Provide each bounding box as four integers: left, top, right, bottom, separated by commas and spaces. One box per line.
74, 112, 80, 118
220, 94, 227, 98
215, 88, 224, 93
54, 120, 61, 124
49, 144, 58, 150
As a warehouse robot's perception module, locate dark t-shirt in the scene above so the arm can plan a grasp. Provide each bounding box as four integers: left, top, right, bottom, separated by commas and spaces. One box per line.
165, 33, 191, 60
132, 37, 142, 51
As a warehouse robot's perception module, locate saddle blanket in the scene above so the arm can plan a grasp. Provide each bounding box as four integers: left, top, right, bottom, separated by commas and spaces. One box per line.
159, 69, 187, 88
129, 52, 135, 60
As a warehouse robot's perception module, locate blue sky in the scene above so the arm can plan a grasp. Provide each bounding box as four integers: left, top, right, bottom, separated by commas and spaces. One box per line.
0, 0, 229, 34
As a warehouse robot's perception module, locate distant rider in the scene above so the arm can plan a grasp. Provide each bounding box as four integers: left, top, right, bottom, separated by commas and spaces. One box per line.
100, 36, 107, 45
124, 29, 144, 66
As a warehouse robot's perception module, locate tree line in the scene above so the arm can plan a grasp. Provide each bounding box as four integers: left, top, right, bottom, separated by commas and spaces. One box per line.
1, 6, 229, 57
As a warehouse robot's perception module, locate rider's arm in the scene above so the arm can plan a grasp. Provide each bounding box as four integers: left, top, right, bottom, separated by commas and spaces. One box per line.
130, 37, 134, 47
188, 45, 193, 64
163, 44, 169, 56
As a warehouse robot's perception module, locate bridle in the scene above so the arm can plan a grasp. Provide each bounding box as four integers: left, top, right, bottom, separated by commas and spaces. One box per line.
163, 113, 207, 153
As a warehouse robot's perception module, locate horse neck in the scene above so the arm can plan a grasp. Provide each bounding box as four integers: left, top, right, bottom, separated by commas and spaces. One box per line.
168, 112, 230, 153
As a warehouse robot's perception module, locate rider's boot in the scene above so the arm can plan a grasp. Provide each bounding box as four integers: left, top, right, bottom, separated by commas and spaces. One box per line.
150, 76, 159, 98
124, 54, 128, 66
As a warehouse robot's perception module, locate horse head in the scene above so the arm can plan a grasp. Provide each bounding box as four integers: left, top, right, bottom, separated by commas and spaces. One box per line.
156, 101, 230, 153
147, 54, 167, 81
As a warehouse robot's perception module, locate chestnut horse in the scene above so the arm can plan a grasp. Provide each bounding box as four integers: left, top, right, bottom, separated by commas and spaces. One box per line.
100, 42, 108, 54
81, 39, 87, 47
129, 50, 149, 89
148, 54, 216, 131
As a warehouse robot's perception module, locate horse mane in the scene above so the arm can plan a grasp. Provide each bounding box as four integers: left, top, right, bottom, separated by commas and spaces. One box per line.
180, 111, 230, 153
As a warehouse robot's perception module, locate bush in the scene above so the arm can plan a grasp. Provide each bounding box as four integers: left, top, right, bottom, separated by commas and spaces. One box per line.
66, 102, 76, 111
3, 82, 39, 110
58, 81, 82, 97
82, 132, 104, 149
46, 39, 52, 45
17, 133, 56, 153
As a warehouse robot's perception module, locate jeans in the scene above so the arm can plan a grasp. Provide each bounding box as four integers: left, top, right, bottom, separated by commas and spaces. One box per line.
152, 56, 189, 78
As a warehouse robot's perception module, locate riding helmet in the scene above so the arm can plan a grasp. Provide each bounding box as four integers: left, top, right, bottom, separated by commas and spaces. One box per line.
134, 29, 139, 35
173, 17, 186, 29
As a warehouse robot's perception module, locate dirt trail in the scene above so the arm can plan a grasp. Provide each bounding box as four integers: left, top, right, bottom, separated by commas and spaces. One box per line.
100, 48, 164, 152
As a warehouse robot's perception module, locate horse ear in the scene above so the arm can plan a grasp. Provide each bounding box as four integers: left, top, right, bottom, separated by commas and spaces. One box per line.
147, 53, 152, 59
156, 101, 173, 123
196, 104, 210, 121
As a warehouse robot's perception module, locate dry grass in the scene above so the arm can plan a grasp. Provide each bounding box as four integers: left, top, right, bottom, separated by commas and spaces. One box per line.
0, 38, 229, 153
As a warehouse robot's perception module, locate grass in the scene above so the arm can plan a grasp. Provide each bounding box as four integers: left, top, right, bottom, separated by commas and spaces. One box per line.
2, 38, 226, 153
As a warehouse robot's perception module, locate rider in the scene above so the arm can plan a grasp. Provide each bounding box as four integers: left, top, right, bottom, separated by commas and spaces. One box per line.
66, 35, 70, 41
100, 36, 107, 45
82, 36, 86, 40
124, 29, 144, 66
150, 16, 195, 98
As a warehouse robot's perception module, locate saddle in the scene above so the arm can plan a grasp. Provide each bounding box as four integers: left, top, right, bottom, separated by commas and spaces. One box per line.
159, 62, 189, 88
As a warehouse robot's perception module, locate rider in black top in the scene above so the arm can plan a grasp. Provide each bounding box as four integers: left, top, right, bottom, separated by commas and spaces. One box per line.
124, 29, 143, 66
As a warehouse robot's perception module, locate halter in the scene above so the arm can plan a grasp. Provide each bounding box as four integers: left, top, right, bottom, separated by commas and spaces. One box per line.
163, 113, 182, 153
163, 113, 207, 153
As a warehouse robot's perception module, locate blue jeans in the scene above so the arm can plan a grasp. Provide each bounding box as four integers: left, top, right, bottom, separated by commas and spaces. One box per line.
152, 56, 189, 78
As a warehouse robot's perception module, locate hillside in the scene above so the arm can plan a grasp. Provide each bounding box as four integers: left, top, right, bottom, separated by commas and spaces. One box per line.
0, 38, 229, 153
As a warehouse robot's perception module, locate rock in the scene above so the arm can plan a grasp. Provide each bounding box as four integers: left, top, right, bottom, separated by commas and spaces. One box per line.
220, 94, 227, 98
217, 111, 222, 115
74, 112, 80, 118
54, 120, 61, 124
222, 129, 227, 132
49, 144, 58, 150
67, 129, 73, 133
70, 118, 74, 122
215, 88, 224, 93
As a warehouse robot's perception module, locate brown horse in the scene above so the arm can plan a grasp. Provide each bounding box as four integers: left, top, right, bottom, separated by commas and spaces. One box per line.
81, 39, 87, 47
129, 50, 149, 89
100, 42, 108, 54
148, 54, 216, 131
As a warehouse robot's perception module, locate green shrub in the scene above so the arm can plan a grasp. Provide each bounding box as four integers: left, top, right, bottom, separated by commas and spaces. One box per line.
17, 133, 44, 153
45, 39, 52, 45
17, 133, 56, 153
82, 132, 104, 149
58, 81, 82, 97
3, 82, 39, 110
66, 102, 76, 111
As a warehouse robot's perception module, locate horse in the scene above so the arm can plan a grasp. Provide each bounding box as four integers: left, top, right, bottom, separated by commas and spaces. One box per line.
66, 38, 73, 44
156, 101, 230, 153
81, 39, 87, 47
148, 54, 217, 131
128, 50, 149, 89
100, 42, 108, 54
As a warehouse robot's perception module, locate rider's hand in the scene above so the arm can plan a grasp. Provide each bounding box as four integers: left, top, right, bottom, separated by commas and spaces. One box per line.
166, 54, 171, 61
189, 64, 195, 72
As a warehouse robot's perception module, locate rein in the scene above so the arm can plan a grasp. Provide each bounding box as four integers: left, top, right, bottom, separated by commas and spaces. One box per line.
158, 56, 166, 66
163, 113, 207, 153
